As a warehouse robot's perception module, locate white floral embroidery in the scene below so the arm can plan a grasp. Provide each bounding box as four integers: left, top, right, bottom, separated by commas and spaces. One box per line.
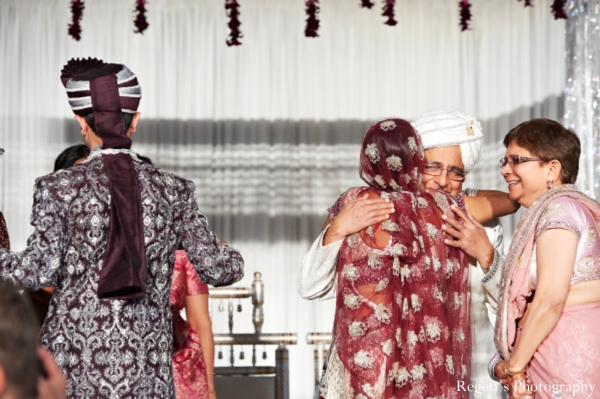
380, 191, 391, 200
389, 180, 401, 191
413, 241, 419, 255
354, 350, 375, 368
381, 339, 393, 356
445, 356, 455, 375
402, 298, 409, 319
382, 220, 400, 232
390, 243, 406, 257
388, 363, 410, 387
407, 330, 418, 348
395, 328, 402, 347
395, 293, 402, 307
375, 303, 392, 324
433, 257, 441, 272
411, 222, 419, 235
417, 197, 429, 209
348, 321, 367, 337
400, 265, 411, 285
426, 321, 441, 342
356, 395, 368, 399
362, 383, 376, 399
365, 143, 380, 163
347, 233, 359, 248
456, 329, 465, 342
410, 294, 422, 312
366, 226, 375, 239
343, 263, 360, 281
408, 137, 418, 155
433, 286, 444, 302
374, 174, 386, 188
392, 257, 401, 276
454, 292, 461, 309
418, 326, 426, 342
368, 252, 382, 270
418, 236, 425, 251
375, 278, 389, 292
380, 120, 397, 131
462, 364, 468, 378
386, 155, 403, 171
344, 294, 362, 310
446, 259, 454, 278
426, 223, 438, 239
411, 364, 427, 383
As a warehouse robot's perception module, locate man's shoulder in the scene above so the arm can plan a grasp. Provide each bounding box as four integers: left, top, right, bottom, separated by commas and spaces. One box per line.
138, 164, 195, 192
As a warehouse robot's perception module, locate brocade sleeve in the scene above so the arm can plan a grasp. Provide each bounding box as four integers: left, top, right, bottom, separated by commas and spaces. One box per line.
0, 177, 65, 289
181, 182, 244, 287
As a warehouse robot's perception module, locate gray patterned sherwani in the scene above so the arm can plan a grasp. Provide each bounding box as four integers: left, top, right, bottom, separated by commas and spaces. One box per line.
0, 147, 244, 398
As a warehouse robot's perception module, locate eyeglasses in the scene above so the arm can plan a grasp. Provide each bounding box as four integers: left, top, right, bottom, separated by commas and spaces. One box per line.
499, 155, 547, 168
423, 162, 466, 181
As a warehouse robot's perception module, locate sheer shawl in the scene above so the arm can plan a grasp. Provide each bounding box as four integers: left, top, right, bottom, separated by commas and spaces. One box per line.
330, 119, 471, 398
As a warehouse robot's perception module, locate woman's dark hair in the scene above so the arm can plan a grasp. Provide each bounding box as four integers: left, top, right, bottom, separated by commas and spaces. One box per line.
503, 118, 581, 184
84, 113, 134, 137
54, 144, 91, 171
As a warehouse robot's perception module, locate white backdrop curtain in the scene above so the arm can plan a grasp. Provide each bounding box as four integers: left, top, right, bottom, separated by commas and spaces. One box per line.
0, 0, 564, 397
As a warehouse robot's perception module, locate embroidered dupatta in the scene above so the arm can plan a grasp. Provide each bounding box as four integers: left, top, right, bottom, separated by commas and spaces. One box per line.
330, 118, 471, 398
494, 184, 600, 360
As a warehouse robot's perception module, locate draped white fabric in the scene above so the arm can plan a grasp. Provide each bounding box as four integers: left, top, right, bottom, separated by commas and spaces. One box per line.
0, 0, 565, 397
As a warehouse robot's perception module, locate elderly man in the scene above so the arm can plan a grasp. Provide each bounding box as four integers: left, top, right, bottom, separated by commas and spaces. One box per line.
299, 111, 508, 398
0, 58, 244, 398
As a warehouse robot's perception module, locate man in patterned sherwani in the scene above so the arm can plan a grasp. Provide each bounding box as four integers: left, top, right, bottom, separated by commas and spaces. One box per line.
0, 58, 244, 398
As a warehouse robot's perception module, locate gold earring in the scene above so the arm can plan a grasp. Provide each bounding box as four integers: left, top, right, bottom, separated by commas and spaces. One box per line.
547, 179, 553, 190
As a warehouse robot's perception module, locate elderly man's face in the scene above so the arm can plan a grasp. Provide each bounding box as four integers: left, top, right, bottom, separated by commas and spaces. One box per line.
421, 145, 465, 195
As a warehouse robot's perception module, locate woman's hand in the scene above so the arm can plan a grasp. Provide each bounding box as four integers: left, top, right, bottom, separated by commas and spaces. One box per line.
507, 371, 536, 398
323, 193, 394, 245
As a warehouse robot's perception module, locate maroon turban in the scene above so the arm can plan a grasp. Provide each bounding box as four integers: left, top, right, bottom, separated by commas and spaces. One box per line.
61, 58, 146, 300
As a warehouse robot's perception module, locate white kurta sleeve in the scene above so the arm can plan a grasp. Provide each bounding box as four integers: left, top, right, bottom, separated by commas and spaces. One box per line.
297, 226, 343, 301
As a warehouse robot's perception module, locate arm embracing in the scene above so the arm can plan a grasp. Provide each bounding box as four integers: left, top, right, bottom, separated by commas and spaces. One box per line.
0, 178, 65, 289
463, 190, 519, 223
181, 184, 244, 287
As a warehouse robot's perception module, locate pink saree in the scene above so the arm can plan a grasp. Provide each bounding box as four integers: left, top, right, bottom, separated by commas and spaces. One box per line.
495, 185, 600, 398
171, 250, 210, 399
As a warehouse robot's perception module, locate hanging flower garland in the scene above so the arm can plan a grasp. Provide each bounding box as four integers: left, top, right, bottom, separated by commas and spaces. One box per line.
304, 0, 320, 37
360, 0, 375, 9
68, 0, 84, 41
459, 0, 472, 31
382, 0, 397, 26
225, 0, 242, 46
551, 0, 567, 19
134, 0, 149, 34
517, 0, 534, 6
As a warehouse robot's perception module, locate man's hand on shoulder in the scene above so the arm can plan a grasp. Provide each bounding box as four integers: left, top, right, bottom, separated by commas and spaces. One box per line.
442, 205, 495, 270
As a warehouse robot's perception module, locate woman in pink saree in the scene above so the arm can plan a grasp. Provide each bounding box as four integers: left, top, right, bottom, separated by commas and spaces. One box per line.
171, 250, 217, 399
494, 119, 600, 398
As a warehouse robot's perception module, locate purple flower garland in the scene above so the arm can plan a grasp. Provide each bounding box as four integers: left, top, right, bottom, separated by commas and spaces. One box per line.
305, 0, 320, 37
225, 0, 242, 46
459, 0, 471, 31
68, 0, 84, 41
134, 0, 149, 34
382, 0, 397, 26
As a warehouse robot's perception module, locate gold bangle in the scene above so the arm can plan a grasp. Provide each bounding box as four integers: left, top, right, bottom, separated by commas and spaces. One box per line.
505, 364, 526, 376
207, 372, 215, 376
208, 390, 216, 394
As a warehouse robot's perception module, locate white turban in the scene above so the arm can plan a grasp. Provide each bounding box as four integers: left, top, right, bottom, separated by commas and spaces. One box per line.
411, 111, 483, 174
